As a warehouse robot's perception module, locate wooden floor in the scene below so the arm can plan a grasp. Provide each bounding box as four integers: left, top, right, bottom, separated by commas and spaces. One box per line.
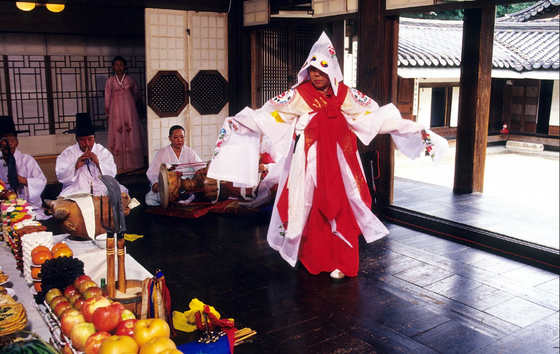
45, 173, 560, 353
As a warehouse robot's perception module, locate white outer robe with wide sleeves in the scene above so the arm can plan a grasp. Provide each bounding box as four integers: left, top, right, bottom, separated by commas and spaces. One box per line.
56, 142, 128, 197
208, 85, 447, 267
145, 145, 204, 206
0, 149, 50, 220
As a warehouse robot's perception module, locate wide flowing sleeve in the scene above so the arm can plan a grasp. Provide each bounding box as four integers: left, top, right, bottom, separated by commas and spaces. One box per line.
56, 146, 77, 185
130, 76, 141, 101
342, 87, 448, 166
207, 92, 299, 186
146, 148, 166, 185
104, 77, 113, 115
19, 154, 47, 202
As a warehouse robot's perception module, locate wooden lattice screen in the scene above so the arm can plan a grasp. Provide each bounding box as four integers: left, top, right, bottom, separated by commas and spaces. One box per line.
257, 27, 323, 107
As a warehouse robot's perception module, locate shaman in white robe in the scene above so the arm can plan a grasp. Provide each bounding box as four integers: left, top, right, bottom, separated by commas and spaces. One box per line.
0, 149, 50, 220
56, 142, 127, 197
145, 145, 204, 206
208, 84, 448, 274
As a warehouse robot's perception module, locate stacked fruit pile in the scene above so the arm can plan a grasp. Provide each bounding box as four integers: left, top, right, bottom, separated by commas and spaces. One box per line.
44, 274, 179, 354
29, 242, 75, 293
14, 225, 49, 272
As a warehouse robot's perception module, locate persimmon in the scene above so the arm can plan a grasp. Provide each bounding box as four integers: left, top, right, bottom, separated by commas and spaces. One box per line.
53, 247, 73, 258
31, 245, 50, 257
31, 266, 41, 280
51, 242, 70, 253
32, 250, 53, 265
34, 281, 42, 292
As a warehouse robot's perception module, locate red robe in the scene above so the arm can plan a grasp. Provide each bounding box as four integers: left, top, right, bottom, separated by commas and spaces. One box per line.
277, 81, 371, 277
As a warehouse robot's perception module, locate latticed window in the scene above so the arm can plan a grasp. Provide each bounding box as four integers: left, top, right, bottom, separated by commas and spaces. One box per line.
0, 55, 145, 136
256, 26, 323, 107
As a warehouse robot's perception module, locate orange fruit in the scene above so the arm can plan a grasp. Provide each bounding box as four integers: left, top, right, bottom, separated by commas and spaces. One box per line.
34, 281, 42, 292
32, 250, 53, 265
31, 245, 50, 257
31, 266, 41, 280
53, 247, 73, 258
51, 242, 70, 254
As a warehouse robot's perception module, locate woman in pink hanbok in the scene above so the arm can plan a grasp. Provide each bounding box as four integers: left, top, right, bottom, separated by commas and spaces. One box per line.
105, 56, 147, 173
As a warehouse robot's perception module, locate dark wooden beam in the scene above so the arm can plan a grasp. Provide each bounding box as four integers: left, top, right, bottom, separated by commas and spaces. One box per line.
357, 0, 399, 206
228, 0, 251, 115
454, 7, 495, 193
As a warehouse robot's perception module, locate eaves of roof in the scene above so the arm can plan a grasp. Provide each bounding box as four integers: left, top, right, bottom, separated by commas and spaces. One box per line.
398, 17, 559, 75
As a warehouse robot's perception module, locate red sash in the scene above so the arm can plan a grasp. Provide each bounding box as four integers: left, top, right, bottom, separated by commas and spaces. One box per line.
275, 81, 371, 276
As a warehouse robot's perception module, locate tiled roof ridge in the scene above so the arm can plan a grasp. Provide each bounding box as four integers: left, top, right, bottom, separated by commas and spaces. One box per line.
399, 16, 559, 72
497, 0, 559, 22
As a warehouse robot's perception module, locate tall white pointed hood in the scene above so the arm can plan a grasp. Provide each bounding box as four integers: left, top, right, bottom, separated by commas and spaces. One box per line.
293, 32, 344, 96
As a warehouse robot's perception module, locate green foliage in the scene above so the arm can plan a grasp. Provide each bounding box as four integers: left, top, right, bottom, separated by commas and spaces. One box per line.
402, 1, 536, 20
496, 2, 535, 17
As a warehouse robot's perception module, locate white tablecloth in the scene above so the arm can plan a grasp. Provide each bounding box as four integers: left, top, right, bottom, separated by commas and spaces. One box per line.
0, 235, 152, 342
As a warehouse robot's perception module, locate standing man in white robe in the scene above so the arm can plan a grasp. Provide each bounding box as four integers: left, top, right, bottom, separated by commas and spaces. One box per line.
56, 113, 128, 197
0, 115, 50, 220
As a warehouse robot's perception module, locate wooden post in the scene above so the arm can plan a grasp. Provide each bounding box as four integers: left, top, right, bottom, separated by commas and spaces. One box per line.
357, 0, 399, 206
454, 7, 495, 193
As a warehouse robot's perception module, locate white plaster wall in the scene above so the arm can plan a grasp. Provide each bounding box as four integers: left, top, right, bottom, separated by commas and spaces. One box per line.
550, 80, 559, 127
145, 9, 227, 162
187, 12, 228, 161
417, 87, 432, 129
145, 9, 189, 162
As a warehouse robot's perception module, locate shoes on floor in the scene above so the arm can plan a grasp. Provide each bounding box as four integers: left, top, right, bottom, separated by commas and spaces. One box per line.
330, 269, 345, 279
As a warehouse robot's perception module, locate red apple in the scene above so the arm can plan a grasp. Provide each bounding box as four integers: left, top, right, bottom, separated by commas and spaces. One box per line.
98, 335, 139, 354
50, 295, 68, 310
63, 343, 74, 354
84, 331, 112, 354
121, 309, 136, 321
92, 303, 124, 333
68, 293, 82, 305
73, 297, 86, 310
73, 274, 92, 289
45, 288, 63, 305
79, 280, 98, 294
83, 286, 104, 300
139, 337, 176, 354
64, 284, 78, 298
54, 301, 73, 318
81, 296, 112, 323
70, 322, 96, 351
60, 308, 86, 337
133, 318, 171, 347
115, 319, 138, 337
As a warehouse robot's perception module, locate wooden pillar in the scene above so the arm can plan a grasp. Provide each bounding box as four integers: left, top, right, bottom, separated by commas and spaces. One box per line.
454, 7, 495, 193
228, 0, 251, 115
357, 0, 399, 206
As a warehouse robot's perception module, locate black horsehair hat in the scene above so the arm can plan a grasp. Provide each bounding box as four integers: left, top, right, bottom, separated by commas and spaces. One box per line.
0, 115, 30, 137
63, 113, 98, 137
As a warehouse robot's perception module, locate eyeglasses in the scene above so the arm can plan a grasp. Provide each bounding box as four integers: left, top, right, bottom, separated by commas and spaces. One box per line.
1, 137, 17, 142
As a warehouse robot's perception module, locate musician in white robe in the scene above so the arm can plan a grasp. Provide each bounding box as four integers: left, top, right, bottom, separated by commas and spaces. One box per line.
0, 116, 50, 220
56, 113, 127, 197
145, 125, 204, 206
208, 32, 448, 278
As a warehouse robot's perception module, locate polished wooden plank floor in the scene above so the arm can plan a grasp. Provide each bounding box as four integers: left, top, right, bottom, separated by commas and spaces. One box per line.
80, 174, 557, 354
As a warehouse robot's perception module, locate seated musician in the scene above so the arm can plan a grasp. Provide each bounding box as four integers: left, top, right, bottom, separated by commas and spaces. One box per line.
0, 116, 50, 220
56, 113, 128, 197
145, 125, 204, 206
